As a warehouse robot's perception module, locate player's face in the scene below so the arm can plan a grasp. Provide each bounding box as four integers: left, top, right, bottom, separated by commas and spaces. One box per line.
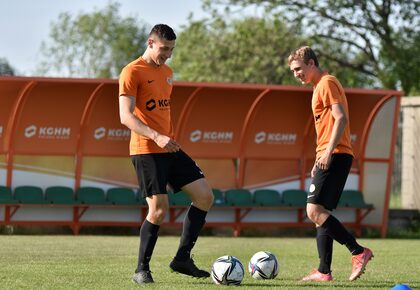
289, 59, 313, 84
150, 37, 175, 66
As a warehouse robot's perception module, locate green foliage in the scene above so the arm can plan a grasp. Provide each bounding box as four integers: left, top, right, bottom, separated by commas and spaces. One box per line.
390, 191, 402, 209
37, 2, 149, 78
388, 219, 420, 239
171, 15, 305, 85
379, 32, 420, 95
0, 236, 419, 289
0, 57, 15, 76
206, 0, 420, 94
314, 39, 378, 88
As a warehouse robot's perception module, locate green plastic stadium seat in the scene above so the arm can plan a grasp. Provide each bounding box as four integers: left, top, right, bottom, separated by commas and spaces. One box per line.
169, 191, 191, 206
338, 190, 353, 207
212, 189, 225, 206
14, 186, 46, 204
76, 187, 110, 205
0, 186, 17, 204
282, 189, 307, 207
45, 186, 77, 204
254, 189, 283, 206
225, 189, 254, 206
107, 187, 139, 205
339, 190, 373, 208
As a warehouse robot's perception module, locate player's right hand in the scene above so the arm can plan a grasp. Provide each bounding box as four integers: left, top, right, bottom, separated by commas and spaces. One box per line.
154, 134, 180, 152
311, 163, 317, 178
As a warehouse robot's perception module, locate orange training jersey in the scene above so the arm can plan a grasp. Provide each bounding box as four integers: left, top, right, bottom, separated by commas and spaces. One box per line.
119, 57, 174, 155
312, 73, 354, 159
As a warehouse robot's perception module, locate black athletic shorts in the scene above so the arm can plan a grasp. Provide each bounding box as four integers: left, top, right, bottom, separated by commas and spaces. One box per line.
307, 153, 353, 211
131, 150, 205, 198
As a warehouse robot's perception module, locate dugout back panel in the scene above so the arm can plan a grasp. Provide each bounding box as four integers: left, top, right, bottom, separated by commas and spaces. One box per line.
0, 77, 402, 235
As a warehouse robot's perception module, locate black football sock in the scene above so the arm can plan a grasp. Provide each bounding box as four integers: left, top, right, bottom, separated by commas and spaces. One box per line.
174, 205, 207, 261
136, 219, 160, 272
321, 215, 364, 255
316, 226, 333, 274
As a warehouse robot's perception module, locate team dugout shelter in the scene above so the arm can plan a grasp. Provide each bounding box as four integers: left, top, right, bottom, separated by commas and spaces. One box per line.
0, 77, 402, 237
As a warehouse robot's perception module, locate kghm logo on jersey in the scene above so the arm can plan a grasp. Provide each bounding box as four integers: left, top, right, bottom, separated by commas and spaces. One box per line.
24, 125, 71, 139
146, 98, 170, 111
158, 99, 170, 108
0, 125, 3, 138
146, 99, 156, 111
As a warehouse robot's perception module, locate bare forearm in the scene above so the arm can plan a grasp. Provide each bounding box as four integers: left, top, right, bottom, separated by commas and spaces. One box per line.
118, 96, 179, 152
325, 116, 347, 154
121, 113, 158, 141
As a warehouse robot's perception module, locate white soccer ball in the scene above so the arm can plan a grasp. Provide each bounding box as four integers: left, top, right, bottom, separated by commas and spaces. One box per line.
248, 251, 279, 279
211, 255, 245, 285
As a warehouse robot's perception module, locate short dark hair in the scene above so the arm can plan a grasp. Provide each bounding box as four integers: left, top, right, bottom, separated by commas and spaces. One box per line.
149, 24, 176, 41
288, 46, 319, 67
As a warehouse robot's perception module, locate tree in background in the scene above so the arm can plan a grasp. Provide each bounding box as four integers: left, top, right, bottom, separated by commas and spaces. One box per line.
172, 15, 306, 84
204, 0, 420, 95
37, 2, 148, 78
0, 58, 15, 76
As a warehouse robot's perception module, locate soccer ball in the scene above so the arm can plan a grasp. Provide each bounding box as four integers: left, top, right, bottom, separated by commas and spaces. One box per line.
248, 251, 279, 279
211, 255, 245, 285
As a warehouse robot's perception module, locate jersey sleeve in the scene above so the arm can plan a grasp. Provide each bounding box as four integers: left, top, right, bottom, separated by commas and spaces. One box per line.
320, 79, 343, 107
119, 65, 138, 97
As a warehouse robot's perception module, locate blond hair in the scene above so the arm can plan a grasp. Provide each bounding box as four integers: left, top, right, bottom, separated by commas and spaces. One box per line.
288, 46, 319, 67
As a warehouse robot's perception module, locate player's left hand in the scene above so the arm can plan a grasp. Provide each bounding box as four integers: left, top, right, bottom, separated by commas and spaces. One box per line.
316, 152, 332, 170
165, 139, 181, 153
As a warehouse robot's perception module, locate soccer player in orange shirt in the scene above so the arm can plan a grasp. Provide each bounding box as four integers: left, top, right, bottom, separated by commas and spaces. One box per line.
288, 46, 373, 282
119, 24, 213, 284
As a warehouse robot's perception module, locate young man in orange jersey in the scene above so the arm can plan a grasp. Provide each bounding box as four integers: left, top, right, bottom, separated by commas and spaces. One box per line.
288, 46, 373, 282
119, 24, 213, 284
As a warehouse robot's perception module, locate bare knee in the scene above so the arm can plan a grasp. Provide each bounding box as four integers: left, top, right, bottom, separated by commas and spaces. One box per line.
147, 207, 167, 225
306, 204, 329, 226
182, 179, 214, 211
306, 207, 319, 223
191, 190, 214, 211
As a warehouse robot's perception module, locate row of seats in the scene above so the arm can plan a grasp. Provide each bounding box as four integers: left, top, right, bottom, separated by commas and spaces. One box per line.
0, 186, 142, 205
213, 189, 372, 208
0, 185, 372, 208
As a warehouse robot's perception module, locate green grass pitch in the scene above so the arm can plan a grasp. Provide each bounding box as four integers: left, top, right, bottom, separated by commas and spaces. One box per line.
0, 235, 418, 289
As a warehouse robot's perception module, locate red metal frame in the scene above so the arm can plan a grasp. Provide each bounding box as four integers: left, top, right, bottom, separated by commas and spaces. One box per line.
237, 89, 270, 188
174, 87, 202, 138
74, 83, 104, 189
0, 203, 372, 236
381, 96, 401, 237
358, 94, 400, 237
4, 81, 36, 187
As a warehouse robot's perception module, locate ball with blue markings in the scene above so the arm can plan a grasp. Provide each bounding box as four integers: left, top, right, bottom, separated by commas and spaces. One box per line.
248, 251, 279, 279
211, 255, 245, 285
